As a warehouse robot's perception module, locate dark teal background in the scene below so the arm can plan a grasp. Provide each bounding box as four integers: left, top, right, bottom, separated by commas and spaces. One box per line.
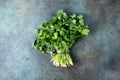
0, 0, 120, 80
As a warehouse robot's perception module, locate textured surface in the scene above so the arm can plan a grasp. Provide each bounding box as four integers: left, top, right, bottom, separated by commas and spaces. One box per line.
0, 0, 120, 80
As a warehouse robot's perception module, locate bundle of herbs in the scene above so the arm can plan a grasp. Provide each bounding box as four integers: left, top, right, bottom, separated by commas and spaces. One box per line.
33, 10, 89, 67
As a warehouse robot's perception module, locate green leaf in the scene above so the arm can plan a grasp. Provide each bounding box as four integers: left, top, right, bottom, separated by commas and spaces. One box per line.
79, 19, 84, 25
60, 30, 65, 36
52, 32, 58, 39
77, 15, 83, 19
57, 10, 63, 15
56, 10, 63, 20
51, 17, 57, 23
63, 13, 67, 19
71, 14, 76, 18
72, 20, 76, 24
82, 29, 89, 35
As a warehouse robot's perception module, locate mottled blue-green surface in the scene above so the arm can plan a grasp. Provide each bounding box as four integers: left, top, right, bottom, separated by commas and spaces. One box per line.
0, 0, 120, 80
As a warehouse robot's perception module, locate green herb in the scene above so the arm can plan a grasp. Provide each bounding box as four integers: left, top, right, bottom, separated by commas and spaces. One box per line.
33, 10, 89, 67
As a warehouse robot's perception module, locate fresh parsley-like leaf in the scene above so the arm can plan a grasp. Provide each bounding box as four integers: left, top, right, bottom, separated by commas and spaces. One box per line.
33, 10, 90, 67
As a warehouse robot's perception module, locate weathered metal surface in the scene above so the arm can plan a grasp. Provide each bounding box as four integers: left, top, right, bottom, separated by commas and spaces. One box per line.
0, 0, 120, 80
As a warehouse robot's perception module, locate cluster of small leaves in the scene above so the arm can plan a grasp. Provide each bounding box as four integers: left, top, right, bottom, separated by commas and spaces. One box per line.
33, 10, 89, 67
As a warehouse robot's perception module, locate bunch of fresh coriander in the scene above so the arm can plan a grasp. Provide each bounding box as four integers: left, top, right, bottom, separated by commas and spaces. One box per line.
33, 10, 89, 67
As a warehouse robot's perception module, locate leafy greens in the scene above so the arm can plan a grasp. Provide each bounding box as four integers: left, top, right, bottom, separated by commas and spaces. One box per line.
33, 10, 89, 67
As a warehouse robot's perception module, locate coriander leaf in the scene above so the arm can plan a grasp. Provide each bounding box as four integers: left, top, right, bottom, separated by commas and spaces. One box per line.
33, 10, 90, 67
